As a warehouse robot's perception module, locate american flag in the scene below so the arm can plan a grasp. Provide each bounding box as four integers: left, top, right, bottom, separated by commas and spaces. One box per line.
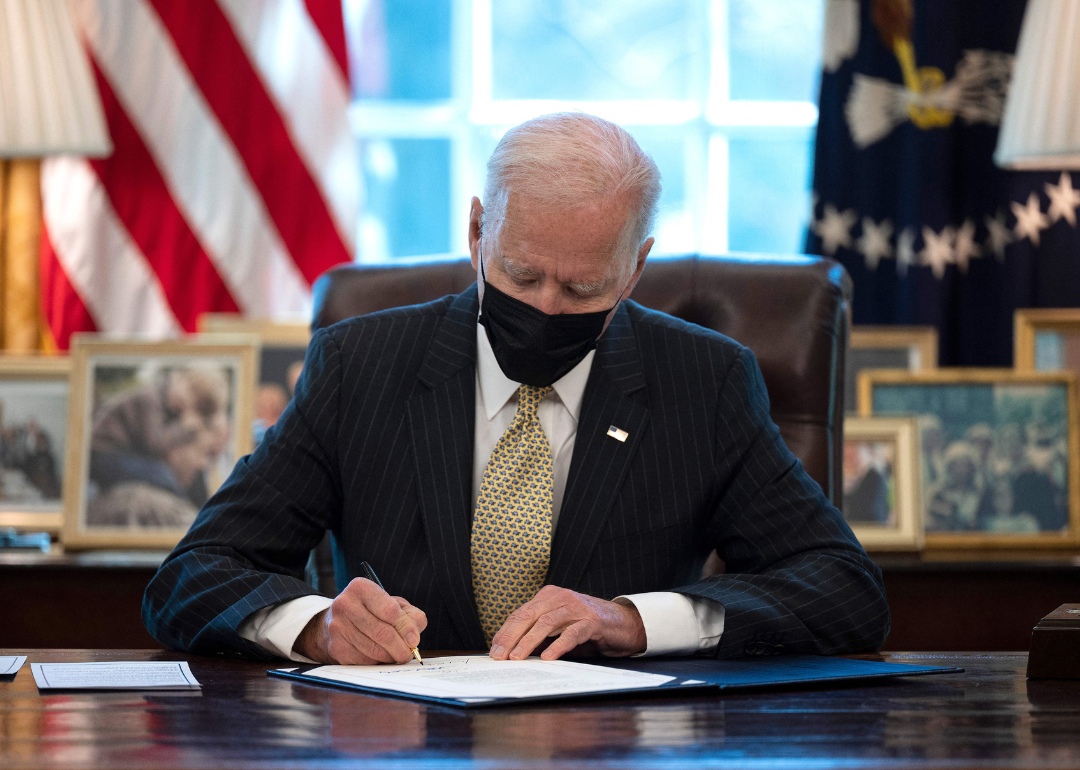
40, 0, 358, 348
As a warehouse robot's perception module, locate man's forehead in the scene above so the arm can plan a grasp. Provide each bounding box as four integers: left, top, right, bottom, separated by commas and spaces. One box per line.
503, 191, 631, 224
499, 198, 629, 252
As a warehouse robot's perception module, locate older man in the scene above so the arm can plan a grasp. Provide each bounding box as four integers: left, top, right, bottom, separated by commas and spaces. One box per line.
144, 113, 889, 664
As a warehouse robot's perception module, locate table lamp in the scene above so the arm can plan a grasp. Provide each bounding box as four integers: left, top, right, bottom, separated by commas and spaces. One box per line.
0, 0, 110, 353
994, 0, 1080, 169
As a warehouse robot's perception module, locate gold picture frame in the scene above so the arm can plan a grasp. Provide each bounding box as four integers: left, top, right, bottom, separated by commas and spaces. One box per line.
843, 416, 924, 551
846, 326, 938, 413
0, 356, 70, 532
858, 368, 1080, 549
61, 336, 258, 550
1014, 308, 1080, 373
197, 314, 310, 345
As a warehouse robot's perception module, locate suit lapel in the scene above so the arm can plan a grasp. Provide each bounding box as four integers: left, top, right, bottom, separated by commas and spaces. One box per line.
407, 286, 487, 649
547, 303, 650, 591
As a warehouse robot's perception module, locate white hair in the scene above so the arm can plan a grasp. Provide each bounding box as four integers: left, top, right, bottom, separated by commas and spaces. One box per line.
481, 112, 661, 278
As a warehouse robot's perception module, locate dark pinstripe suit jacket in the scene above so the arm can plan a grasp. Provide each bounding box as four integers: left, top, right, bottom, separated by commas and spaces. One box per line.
143, 285, 890, 660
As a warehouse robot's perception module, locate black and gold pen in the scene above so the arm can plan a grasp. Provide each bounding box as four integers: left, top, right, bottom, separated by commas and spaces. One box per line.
359, 561, 423, 665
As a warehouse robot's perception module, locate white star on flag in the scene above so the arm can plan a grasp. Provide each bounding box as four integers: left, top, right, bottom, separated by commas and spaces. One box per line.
896, 227, 916, 277
920, 225, 955, 279
1012, 192, 1050, 246
812, 204, 857, 254
1045, 172, 1080, 227
953, 219, 980, 273
984, 210, 1012, 261
857, 217, 894, 270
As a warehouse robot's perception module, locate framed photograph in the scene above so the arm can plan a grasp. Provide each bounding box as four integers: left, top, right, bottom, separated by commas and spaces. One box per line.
1015, 309, 1080, 376
858, 369, 1080, 548
0, 356, 70, 532
198, 314, 309, 443
846, 327, 938, 414
61, 337, 258, 550
843, 417, 924, 551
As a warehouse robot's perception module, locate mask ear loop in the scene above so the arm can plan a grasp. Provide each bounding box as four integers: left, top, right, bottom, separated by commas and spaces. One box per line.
476, 236, 488, 315
478, 231, 497, 283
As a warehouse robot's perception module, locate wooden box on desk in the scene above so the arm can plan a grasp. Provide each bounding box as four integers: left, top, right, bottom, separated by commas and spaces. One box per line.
1027, 603, 1080, 678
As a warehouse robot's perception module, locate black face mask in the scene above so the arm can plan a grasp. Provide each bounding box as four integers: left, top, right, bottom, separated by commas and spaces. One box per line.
478, 259, 616, 387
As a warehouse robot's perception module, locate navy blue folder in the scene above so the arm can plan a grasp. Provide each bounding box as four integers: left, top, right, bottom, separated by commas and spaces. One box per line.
269, 655, 962, 708
595, 654, 963, 692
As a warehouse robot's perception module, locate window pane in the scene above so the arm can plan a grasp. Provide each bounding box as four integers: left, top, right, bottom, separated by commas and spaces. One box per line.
727, 132, 814, 253
492, 0, 693, 100
347, 0, 451, 100
727, 0, 824, 102
360, 139, 451, 259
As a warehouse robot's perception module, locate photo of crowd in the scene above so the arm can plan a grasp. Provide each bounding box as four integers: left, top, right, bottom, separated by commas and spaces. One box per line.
83, 360, 238, 531
873, 382, 1072, 534
0, 381, 66, 513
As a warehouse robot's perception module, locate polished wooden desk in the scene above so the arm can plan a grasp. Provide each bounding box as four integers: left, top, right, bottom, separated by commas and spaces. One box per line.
1, 649, 1079, 769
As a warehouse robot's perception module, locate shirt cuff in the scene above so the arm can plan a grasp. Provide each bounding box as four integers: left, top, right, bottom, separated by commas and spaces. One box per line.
615, 592, 725, 657
237, 595, 334, 662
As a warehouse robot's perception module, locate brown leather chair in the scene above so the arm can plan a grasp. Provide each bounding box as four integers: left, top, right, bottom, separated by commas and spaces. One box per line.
311, 254, 851, 506
306, 254, 850, 592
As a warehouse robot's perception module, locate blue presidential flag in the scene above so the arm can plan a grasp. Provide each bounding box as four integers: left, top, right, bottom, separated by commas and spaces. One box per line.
807, 0, 1080, 366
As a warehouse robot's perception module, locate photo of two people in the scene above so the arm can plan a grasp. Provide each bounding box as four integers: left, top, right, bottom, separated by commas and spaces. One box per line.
84, 362, 237, 531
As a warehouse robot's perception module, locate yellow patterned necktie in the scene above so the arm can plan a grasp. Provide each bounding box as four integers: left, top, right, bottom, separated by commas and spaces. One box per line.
471, 384, 555, 645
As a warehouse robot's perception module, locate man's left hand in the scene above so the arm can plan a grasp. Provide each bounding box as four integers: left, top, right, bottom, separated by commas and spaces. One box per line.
489, 585, 646, 661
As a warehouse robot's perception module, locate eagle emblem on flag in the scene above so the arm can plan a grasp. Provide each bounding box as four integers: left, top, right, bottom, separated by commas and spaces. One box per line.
841, 0, 1013, 147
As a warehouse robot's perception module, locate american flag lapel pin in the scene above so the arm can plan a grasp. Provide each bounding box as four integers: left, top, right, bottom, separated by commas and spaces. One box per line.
606, 425, 629, 442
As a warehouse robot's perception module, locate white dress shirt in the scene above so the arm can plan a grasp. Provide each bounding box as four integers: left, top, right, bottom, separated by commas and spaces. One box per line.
239, 323, 725, 661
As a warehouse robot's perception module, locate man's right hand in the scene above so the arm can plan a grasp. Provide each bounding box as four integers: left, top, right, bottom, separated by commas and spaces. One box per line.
294, 578, 427, 664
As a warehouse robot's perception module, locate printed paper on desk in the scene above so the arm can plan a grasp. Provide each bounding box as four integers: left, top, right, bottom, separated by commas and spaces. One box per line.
300, 655, 674, 702
31, 662, 201, 690
0, 656, 26, 676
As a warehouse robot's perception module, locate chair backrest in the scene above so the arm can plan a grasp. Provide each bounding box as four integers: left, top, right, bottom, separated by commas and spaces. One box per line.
312, 254, 851, 505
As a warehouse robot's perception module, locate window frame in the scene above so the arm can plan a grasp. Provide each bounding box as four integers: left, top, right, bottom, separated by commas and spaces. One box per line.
349, 0, 820, 262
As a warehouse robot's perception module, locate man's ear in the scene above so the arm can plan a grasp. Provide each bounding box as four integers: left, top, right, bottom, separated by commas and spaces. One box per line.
469, 197, 484, 271
602, 237, 654, 335
620, 237, 654, 301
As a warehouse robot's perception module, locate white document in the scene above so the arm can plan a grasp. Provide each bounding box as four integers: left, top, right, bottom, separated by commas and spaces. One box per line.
0, 656, 26, 676
295, 655, 674, 703
31, 662, 201, 691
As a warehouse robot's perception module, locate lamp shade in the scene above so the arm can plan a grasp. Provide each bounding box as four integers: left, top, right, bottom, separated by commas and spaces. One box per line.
0, 0, 110, 157
995, 0, 1080, 169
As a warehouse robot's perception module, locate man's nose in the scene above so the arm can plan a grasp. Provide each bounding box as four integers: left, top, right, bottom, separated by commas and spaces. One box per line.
531, 285, 564, 316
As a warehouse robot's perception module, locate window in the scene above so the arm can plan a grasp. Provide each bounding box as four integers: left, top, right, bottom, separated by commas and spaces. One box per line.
347, 0, 824, 261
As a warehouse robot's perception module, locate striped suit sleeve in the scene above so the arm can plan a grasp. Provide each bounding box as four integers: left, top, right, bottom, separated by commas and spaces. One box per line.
142, 327, 345, 659
676, 347, 891, 658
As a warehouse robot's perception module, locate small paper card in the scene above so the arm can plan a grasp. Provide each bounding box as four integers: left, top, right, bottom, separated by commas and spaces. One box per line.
31, 661, 201, 691
0, 656, 26, 676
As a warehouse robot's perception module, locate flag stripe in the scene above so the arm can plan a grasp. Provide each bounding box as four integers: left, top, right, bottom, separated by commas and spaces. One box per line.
41, 0, 359, 346
41, 156, 182, 339
217, 0, 358, 252
303, 0, 350, 86
89, 58, 240, 331
71, 0, 312, 317
149, 0, 351, 287
39, 222, 97, 351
